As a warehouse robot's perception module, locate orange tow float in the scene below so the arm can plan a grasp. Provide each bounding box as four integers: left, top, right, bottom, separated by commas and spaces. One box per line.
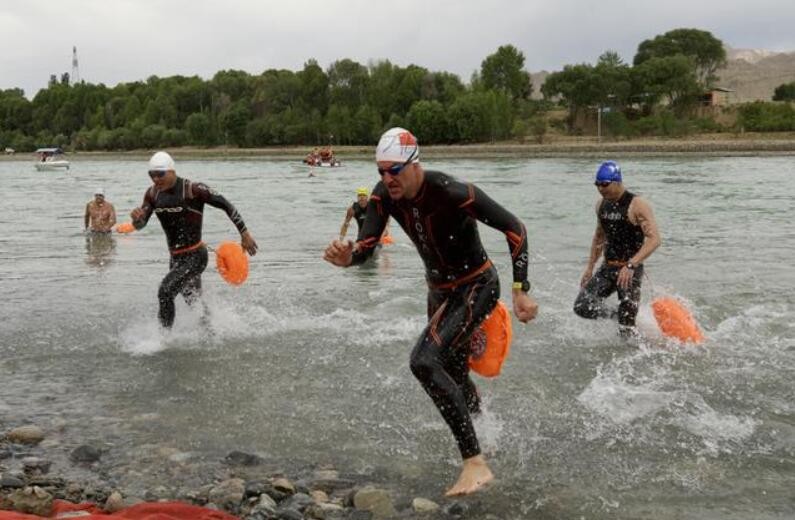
115, 222, 135, 234
651, 296, 704, 344
469, 300, 513, 377
215, 241, 249, 285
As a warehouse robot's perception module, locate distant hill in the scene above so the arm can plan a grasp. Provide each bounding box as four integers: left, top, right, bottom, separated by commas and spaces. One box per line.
529, 47, 795, 103
717, 48, 795, 102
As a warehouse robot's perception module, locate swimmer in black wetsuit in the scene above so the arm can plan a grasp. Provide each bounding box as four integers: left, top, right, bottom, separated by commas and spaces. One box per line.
131, 151, 258, 328
339, 187, 370, 240
574, 161, 661, 337
339, 187, 391, 244
323, 128, 538, 496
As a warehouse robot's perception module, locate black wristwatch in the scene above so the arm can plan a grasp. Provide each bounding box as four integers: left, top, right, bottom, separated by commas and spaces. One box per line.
512, 280, 531, 292
626, 262, 636, 271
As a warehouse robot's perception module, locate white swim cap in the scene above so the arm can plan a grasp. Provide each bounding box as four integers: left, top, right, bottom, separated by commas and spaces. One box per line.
375, 127, 419, 163
94, 187, 104, 196
148, 151, 175, 172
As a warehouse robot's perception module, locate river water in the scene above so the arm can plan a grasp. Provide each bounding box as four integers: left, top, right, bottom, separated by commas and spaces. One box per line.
0, 156, 792, 518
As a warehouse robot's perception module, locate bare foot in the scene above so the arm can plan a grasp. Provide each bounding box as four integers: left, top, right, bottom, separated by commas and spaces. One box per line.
444, 455, 494, 496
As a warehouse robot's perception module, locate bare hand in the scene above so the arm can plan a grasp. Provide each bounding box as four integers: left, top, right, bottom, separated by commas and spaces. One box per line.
580, 266, 594, 288
241, 231, 258, 256
130, 207, 144, 221
512, 291, 538, 323
617, 266, 634, 289
323, 239, 354, 267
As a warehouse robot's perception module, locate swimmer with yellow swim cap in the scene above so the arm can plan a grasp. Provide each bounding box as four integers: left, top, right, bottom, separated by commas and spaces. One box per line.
340, 187, 388, 240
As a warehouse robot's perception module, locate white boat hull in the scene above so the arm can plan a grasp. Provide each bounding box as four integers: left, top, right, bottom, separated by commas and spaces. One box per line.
35, 161, 70, 171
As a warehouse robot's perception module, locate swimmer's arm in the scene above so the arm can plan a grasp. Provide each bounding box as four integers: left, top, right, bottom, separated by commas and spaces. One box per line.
587, 201, 606, 269
108, 204, 117, 227
194, 183, 248, 235
339, 207, 354, 240
627, 197, 661, 265
462, 183, 529, 284
350, 194, 387, 266
587, 222, 606, 270
132, 191, 154, 230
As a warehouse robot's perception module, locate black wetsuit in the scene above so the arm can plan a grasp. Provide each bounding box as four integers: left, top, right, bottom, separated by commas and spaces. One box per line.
351, 202, 367, 237
133, 177, 248, 327
352, 170, 529, 459
574, 190, 645, 328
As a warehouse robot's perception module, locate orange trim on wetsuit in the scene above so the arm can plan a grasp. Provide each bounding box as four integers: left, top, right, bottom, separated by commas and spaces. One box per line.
170, 241, 205, 256
351, 171, 529, 287
428, 260, 493, 290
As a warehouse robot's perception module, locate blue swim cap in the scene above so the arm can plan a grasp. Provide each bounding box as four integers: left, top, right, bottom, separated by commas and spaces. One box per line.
596, 161, 622, 183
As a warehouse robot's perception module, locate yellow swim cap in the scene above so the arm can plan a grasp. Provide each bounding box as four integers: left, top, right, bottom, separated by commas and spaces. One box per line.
356, 187, 368, 196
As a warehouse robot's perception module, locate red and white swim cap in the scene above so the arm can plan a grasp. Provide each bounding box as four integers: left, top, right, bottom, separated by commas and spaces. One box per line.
375, 127, 419, 163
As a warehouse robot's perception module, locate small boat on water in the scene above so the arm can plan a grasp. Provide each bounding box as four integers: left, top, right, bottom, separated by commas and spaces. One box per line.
34, 148, 70, 171
303, 146, 341, 167
310, 161, 343, 168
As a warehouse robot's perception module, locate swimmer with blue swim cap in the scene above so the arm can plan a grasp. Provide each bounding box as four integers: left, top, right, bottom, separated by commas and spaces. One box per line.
574, 160, 662, 338
595, 160, 622, 184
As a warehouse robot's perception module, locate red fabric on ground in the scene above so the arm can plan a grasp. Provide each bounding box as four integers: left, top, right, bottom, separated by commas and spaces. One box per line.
0, 500, 238, 519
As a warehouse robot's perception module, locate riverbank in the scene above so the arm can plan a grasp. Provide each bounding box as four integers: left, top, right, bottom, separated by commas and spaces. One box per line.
0, 425, 470, 519
3, 132, 795, 161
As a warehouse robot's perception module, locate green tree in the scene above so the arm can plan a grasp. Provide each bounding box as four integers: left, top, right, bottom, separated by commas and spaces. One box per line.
327, 59, 369, 109
772, 82, 795, 102
407, 100, 450, 144
325, 104, 354, 144
0, 89, 32, 133
632, 55, 701, 110
141, 124, 166, 148
185, 112, 212, 145
219, 101, 251, 146
480, 44, 532, 101
738, 101, 795, 131
448, 91, 512, 142
352, 104, 382, 144
633, 28, 726, 87
297, 59, 329, 113
541, 63, 602, 129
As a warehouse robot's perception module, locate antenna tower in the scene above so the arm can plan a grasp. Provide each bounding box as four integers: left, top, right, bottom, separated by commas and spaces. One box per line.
71, 46, 80, 84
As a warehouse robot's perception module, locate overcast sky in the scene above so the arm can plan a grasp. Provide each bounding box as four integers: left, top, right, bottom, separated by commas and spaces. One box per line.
2, 0, 793, 98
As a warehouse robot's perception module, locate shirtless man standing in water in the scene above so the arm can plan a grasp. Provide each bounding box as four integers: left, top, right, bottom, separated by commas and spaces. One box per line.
324, 128, 538, 496
84, 188, 116, 233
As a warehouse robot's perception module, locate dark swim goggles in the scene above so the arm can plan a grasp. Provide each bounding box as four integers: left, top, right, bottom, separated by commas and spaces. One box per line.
594, 181, 612, 187
148, 170, 168, 179
377, 149, 418, 176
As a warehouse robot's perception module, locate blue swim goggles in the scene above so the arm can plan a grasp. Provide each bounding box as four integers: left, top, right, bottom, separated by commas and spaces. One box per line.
377, 149, 418, 176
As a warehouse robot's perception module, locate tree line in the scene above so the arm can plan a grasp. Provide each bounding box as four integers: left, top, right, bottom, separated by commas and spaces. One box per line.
0, 45, 535, 152
2, 28, 795, 152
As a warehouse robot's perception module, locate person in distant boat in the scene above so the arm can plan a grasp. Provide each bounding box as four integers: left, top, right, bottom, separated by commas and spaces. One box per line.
130, 151, 258, 328
573, 161, 661, 337
84, 188, 116, 233
323, 128, 538, 497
